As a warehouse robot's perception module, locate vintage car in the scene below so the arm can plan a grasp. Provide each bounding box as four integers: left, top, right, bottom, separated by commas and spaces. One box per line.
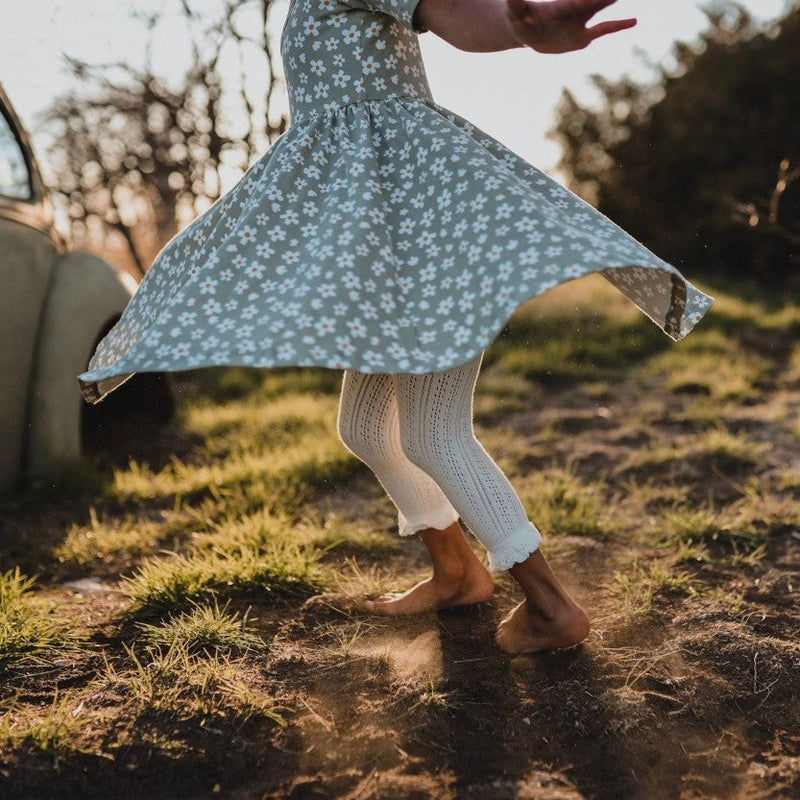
0, 83, 169, 491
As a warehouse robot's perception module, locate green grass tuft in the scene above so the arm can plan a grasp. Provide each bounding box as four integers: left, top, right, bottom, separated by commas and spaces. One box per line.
0, 569, 76, 676
519, 466, 614, 537
136, 600, 267, 657
612, 559, 695, 616
122, 538, 325, 619
103, 641, 285, 724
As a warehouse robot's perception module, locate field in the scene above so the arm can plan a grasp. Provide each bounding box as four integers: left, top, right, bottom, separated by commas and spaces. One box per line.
1, 276, 799, 800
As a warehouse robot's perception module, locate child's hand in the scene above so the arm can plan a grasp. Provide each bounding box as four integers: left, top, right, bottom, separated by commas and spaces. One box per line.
506, 0, 636, 53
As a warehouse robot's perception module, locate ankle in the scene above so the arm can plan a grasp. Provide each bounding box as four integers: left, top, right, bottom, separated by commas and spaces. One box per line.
431, 558, 469, 585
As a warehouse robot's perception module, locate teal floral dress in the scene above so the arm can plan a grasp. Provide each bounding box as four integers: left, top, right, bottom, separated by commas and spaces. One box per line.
79, 0, 713, 402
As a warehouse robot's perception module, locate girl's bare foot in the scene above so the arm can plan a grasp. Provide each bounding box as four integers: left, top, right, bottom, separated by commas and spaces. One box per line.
494, 549, 590, 654
366, 565, 494, 615
365, 522, 494, 615
495, 597, 590, 654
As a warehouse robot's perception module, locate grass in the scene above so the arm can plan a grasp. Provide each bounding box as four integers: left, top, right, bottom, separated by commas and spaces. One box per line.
639, 329, 771, 402
0, 569, 77, 676
518, 465, 615, 538
611, 559, 696, 617
135, 601, 267, 657
0, 278, 798, 797
0, 692, 100, 766
121, 538, 324, 619
617, 423, 770, 480
487, 275, 668, 387
103, 641, 285, 724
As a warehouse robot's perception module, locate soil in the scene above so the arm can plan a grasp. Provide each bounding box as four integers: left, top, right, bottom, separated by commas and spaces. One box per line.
1, 372, 799, 800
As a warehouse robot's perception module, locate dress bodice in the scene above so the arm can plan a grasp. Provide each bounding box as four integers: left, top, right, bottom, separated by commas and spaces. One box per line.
281, 0, 433, 122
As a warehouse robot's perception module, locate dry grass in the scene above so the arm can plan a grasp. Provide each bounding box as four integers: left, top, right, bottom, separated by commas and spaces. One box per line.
0, 279, 798, 799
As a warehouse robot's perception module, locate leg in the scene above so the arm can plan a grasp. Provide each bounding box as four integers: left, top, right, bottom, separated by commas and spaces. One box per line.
338, 370, 460, 536
338, 370, 494, 613
395, 356, 589, 653
495, 553, 590, 654
395, 356, 540, 571
364, 521, 495, 615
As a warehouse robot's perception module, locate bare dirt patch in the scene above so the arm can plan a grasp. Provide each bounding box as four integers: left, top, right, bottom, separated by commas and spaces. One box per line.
2, 287, 799, 799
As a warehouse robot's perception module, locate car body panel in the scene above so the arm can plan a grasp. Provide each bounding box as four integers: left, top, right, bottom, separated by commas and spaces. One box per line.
0, 82, 148, 490
0, 220, 58, 489
27, 251, 133, 477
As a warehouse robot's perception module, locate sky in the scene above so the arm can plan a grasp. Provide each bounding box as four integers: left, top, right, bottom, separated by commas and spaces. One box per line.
0, 0, 791, 181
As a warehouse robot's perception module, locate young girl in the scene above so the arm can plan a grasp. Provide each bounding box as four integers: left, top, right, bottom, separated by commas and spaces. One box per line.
80, 0, 713, 653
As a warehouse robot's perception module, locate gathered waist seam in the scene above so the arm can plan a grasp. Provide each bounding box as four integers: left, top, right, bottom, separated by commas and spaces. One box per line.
289, 92, 432, 126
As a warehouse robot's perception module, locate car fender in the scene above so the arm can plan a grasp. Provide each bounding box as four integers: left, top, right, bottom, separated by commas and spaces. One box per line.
26, 251, 134, 478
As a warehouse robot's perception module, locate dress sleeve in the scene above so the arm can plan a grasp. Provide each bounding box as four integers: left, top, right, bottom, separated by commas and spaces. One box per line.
342, 0, 425, 31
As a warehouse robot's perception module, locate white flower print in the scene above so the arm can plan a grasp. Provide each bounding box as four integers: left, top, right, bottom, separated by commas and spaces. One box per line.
304, 17, 321, 36
239, 226, 257, 244
79, 0, 712, 397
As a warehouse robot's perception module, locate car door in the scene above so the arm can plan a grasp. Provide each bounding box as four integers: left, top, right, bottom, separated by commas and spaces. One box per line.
0, 96, 59, 490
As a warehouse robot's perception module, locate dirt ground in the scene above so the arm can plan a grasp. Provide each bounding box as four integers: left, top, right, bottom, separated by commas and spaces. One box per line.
2, 301, 800, 799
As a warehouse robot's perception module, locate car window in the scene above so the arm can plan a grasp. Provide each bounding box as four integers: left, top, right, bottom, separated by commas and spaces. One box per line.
0, 110, 32, 200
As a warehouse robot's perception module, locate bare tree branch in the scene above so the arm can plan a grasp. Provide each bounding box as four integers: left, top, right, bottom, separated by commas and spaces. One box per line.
42, 0, 287, 275
732, 159, 800, 247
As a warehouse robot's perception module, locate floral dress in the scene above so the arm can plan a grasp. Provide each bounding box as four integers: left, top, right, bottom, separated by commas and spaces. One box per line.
79, 0, 713, 402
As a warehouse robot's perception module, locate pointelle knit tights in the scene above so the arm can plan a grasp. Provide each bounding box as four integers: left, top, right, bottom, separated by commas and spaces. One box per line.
337, 355, 541, 571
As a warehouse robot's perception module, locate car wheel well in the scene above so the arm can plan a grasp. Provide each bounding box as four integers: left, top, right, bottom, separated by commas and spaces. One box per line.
81, 317, 175, 455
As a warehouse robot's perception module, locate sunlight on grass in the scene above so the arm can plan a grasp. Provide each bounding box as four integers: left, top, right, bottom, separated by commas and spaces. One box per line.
175, 366, 340, 404
56, 509, 167, 566
184, 392, 338, 454
307, 513, 404, 561
486, 276, 666, 386
775, 466, 800, 493
104, 641, 285, 724
136, 600, 267, 657
695, 425, 771, 462
709, 291, 800, 332
654, 474, 799, 561
0, 693, 101, 765
612, 559, 695, 616
110, 389, 357, 517
112, 431, 360, 513
122, 537, 325, 619
619, 424, 769, 476
788, 343, 800, 379
727, 477, 800, 537
0, 570, 77, 676
518, 466, 614, 537
619, 480, 687, 513
640, 329, 770, 402
473, 369, 538, 424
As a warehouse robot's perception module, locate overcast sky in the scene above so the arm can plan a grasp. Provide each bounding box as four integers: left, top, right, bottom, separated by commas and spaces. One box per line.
1, 0, 791, 179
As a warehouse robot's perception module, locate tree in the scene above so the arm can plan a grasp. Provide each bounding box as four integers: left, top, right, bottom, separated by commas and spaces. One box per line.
43, 0, 286, 276
550, 2, 800, 287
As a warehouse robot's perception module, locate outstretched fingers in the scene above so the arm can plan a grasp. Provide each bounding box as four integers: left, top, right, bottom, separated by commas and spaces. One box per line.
586, 16, 637, 42
506, 0, 637, 52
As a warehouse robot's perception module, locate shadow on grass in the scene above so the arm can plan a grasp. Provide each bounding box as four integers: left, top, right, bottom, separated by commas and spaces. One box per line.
0, 711, 286, 800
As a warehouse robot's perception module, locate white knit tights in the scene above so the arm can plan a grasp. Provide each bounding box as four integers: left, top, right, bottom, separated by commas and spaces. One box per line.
337, 355, 541, 571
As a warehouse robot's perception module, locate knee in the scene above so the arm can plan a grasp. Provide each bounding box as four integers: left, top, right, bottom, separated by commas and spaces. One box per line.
399, 421, 474, 476
336, 404, 365, 457
337, 404, 391, 465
